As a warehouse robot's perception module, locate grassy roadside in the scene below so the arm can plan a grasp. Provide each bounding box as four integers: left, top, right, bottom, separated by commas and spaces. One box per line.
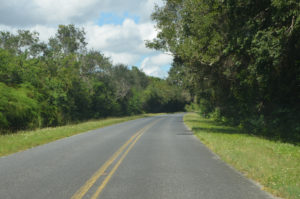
184, 112, 300, 199
0, 114, 161, 157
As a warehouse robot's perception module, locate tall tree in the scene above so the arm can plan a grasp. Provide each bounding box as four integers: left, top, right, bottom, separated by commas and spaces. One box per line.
147, 0, 300, 141
48, 24, 87, 56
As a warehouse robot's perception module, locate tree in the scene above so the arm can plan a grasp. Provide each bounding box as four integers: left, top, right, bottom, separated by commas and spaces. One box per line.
0, 30, 45, 58
147, 0, 300, 141
0, 24, 190, 134
48, 24, 87, 56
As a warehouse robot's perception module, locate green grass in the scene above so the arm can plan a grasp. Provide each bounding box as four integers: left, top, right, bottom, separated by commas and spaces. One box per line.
184, 112, 300, 199
0, 114, 161, 157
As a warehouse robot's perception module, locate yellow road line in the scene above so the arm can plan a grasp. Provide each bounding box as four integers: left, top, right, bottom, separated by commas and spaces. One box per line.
71, 119, 161, 199
71, 132, 140, 199
91, 131, 144, 199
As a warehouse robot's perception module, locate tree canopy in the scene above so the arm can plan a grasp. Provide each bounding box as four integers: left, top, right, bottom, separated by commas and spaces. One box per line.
147, 0, 300, 142
0, 24, 190, 133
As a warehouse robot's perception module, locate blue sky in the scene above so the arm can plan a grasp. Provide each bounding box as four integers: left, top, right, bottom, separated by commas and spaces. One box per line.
0, 0, 172, 78
97, 12, 140, 26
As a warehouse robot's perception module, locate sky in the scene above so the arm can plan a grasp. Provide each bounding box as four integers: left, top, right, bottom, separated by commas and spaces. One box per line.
0, 0, 172, 78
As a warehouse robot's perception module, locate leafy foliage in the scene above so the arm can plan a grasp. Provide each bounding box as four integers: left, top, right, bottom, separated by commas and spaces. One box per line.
148, 0, 300, 142
0, 83, 39, 131
0, 25, 189, 133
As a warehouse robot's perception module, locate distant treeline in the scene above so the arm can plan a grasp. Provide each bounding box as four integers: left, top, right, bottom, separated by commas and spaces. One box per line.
0, 25, 190, 133
147, 0, 300, 142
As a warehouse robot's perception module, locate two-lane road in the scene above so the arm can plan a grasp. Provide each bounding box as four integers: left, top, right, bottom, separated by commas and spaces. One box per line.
0, 114, 274, 199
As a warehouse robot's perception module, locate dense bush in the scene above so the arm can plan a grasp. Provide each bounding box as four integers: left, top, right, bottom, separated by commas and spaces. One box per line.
0, 83, 40, 131
0, 25, 190, 133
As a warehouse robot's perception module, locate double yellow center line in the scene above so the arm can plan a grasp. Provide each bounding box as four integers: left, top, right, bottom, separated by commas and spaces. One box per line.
71, 119, 161, 199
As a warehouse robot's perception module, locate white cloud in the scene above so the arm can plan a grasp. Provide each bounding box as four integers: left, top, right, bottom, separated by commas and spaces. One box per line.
140, 54, 173, 78
150, 53, 174, 66
0, 0, 163, 26
0, 24, 57, 43
0, 24, 18, 34
84, 19, 158, 65
105, 52, 140, 65
29, 25, 57, 42
0, 0, 171, 78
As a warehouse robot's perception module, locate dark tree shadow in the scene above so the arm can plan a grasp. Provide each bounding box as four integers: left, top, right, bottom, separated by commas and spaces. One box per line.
192, 127, 241, 134
188, 119, 221, 125
186, 116, 299, 145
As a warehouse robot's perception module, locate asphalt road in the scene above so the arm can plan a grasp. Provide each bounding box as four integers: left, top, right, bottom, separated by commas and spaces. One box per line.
0, 113, 274, 199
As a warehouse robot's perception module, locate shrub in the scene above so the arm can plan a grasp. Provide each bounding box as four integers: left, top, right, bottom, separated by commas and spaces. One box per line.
0, 83, 40, 132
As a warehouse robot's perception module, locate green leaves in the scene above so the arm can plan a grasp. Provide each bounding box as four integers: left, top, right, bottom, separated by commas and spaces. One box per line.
53, 24, 87, 55
149, 0, 300, 141
0, 24, 189, 133
0, 83, 40, 131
